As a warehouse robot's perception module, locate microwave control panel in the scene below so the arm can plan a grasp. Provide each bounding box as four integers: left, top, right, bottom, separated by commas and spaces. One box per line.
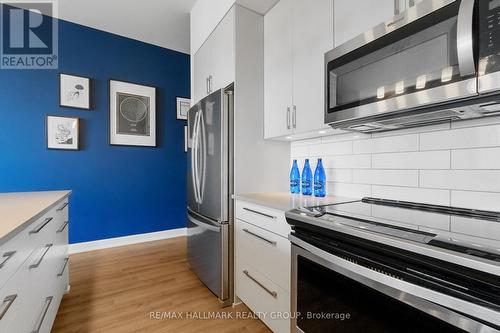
479, 0, 500, 75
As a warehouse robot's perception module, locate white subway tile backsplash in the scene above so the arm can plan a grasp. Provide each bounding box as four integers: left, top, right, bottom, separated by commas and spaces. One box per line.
321, 132, 370, 143
291, 138, 322, 147
420, 170, 500, 192
451, 147, 500, 169
372, 151, 450, 169
327, 182, 371, 198
451, 191, 500, 211
353, 134, 418, 154
353, 170, 419, 187
323, 154, 371, 169
372, 186, 450, 205
325, 169, 352, 183
451, 216, 500, 241
420, 124, 500, 150
290, 145, 309, 158
309, 141, 353, 156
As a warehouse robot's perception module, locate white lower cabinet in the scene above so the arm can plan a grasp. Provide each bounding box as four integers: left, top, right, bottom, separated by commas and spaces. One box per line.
235, 200, 292, 333
0, 197, 70, 333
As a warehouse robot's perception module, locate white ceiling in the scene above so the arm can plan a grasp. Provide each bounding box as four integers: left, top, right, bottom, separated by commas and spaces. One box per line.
59, 0, 196, 54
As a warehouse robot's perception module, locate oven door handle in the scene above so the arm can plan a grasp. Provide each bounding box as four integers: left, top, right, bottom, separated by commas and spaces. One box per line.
457, 0, 476, 77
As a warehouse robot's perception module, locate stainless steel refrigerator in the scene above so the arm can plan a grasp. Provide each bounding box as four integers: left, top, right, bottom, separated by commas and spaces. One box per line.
187, 87, 233, 306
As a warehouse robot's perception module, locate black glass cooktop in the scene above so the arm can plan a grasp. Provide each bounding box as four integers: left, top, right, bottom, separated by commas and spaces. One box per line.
292, 197, 500, 262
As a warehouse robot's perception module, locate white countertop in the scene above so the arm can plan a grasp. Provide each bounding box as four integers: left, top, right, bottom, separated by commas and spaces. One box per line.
232, 192, 358, 211
0, 190, 71, 243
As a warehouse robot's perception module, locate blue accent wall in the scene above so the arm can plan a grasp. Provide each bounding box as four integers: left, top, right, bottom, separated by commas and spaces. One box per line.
0, 18, 189, 243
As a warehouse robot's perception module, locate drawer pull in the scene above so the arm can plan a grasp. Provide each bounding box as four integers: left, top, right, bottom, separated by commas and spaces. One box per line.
0, 251, 16, 269
242, 207, 276, 220
242, 228, 277, 246
0, 295, 17, 320
30, 244, 52, 269
57, 221, 69, 233
57, 202, 69, 211
57, 258, 69, 277
31, 296, 53, 333
29, 217, 53, 234
243, 270, 277, 298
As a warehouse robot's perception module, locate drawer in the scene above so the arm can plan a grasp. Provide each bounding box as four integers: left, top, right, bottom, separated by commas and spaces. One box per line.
235, 260, 290, 333
0, 264, 29, 332
235, 201, 291, 238
235, 219, 290, 291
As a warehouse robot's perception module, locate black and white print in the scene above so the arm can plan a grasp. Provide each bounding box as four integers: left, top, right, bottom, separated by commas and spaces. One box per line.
109, 80, 156, 147
60, 74, 91, 109
46, 116, 79, 150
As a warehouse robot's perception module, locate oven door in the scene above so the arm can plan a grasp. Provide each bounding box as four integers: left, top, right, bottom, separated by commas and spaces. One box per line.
290, 240, 497, 333
325, 0, 478, 126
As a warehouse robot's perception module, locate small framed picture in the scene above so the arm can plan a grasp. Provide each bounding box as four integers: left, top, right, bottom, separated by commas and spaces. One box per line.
59, 74, 91, 109
109, 80, 156, 147
46, 116, 80, 150
176, 97, 190, 120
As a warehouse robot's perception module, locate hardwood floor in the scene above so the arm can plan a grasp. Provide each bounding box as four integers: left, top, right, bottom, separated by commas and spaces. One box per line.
52, 237, 271, 333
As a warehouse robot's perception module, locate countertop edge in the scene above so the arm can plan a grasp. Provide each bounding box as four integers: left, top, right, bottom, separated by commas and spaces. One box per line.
0, 190, 72, 246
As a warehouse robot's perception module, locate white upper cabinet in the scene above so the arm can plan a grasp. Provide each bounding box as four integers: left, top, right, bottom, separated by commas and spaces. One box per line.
264, 0, 333, 139
334, 0, 395, 47
292, 0, 333, 134
264, 0, 293, 138
193, 7, 235, 104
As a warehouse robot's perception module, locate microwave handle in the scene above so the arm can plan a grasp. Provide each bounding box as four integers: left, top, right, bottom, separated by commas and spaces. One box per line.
457, 0, 476, 77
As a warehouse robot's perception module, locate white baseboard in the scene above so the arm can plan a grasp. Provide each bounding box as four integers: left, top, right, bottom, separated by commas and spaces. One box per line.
68, 228, 187, 254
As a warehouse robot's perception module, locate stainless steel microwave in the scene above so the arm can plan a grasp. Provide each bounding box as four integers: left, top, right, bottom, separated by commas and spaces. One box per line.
325, 0, 500, 132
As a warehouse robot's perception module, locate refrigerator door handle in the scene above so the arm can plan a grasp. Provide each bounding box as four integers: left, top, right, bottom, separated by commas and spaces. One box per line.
188, 210, 221, 233
191, 111, 201, 203
199, 111, 207, 204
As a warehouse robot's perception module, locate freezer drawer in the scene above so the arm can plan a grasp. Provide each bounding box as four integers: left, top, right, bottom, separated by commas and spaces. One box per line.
187, 209, 229, 302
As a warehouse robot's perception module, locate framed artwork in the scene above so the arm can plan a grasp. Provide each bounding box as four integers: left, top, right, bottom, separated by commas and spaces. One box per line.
176, 97, 190, 120
46, 116, 79, 150
59, 74, 91, 109
109, 80, 156, 147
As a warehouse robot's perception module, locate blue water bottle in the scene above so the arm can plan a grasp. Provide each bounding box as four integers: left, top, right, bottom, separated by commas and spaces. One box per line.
314, 158, 326, 197
290, 160, 301, 194
301, 159, 313, 196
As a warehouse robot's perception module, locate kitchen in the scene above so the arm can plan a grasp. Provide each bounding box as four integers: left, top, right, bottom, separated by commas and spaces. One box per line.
0, 0, 499, 332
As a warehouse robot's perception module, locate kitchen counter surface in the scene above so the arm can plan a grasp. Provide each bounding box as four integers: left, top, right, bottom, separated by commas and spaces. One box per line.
0, 190, 71, 244
232, 192, 358, 211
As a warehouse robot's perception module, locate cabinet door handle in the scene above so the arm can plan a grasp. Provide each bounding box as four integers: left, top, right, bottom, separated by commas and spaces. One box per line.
57, 202, 68, 211
242, 228, 277, 246
243, 270, 277, 298
208, 75, 213, 93
31, 296, 53, 333
29, 217, 53, 234
206, 77, 210, 94
292, 105, 297, 129
30, 244, 52, 269
286, 107, 291, 130
0, 295, 17, 320
57, 258, 69, 277
57, 221, 69, 233
242, 207, 276, 220
0, 251, 16, 269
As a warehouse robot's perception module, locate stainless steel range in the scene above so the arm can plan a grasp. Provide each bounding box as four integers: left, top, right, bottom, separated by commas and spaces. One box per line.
286, 198, 500, 333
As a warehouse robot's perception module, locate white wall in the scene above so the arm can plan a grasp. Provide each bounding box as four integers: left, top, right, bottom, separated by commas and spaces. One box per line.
290, 117, 500, 245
